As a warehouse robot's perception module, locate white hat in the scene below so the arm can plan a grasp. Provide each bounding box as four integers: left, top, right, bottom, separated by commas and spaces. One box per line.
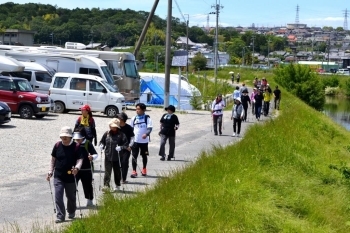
59, 126, 73, 137
109, 118, 120, 128
72, 132, 85, 140
235, 97, 241, 103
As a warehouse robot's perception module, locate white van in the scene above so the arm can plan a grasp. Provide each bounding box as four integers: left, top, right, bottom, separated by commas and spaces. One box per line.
49, 73, 125, 117
337, 69, 350, 75
2, 61, 53, 94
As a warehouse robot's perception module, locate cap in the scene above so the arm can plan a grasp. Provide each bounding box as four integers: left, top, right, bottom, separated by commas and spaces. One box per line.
80, 104, 91, 112
117, 112, 128, 122
109, 118, 120, 128
59, 126, 73, 137
165, 105, 176, 112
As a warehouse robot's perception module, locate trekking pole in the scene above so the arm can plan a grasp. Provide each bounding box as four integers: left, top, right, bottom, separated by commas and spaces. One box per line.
117, 146, 125, 193
90, 161, 98, 207
211, 114, 213, 132
73, 167, 83, 219
222, 115, 225, 130
48, 179, 56, 214
99, 148, 103, 191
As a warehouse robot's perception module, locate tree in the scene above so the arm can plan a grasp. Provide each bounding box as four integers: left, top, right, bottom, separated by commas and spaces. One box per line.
192, 53, 207, 70
274, 64, 325, 110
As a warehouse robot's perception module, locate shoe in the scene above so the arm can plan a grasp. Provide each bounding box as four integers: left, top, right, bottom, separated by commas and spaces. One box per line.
214, 133, 218, 136
237, 134, 240, 137
55, 219, 64, 223
86, 199, 93, 207
232, 133, 236, 137
102, 186, 110, 192
160, 156, 165, 161
130, 170, 137, 178
122, 180, 128, 184
141, 168, 147, 176
113, 186, 121, 192
167, 156, 173, 161
68, 213, 75, 219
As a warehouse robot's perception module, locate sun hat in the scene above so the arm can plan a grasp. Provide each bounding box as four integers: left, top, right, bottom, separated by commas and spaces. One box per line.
235, 97, 241, 103
80, 104, 91, 112
72, 132, 85, 140
109, 118, 120, 128
59, 126, 73, 137
165, 105, 176, 112
117, 112, 128, 122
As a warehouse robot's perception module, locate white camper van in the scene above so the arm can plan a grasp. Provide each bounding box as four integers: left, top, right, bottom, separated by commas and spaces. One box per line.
49, 72, 125, 117
1, 61, 53, 94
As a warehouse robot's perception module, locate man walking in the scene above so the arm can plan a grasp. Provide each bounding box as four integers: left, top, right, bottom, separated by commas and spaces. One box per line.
273, 85, 281, 110
130, 103, 153, 177
159, 105, 180, 161
211, 94, 225, 136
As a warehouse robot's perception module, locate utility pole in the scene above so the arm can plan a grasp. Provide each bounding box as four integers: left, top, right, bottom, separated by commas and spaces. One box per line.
164, 0, 172, 108
251, 35, 255, 66
267, 38, 271, 67
211, 0, 223, 88
50, 32, 54, 45
184, 14, 189, 79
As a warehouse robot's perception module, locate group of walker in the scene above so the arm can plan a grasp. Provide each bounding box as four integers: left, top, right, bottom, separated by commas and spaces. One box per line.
46, 103, 180, 223
211, 77, 281, 137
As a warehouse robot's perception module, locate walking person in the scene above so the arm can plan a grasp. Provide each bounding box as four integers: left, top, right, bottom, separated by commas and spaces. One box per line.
241, 91, 251, 122
231, 97, 244, 137
231, 72, 235, 84
240, 83, 248, 95
236, 73, 241, 83
273, 85, 281, 110
263, 85, 272, 116
99, 118, 128, 191
250, 88, 257, 114
254, 89, 264, 121
72, 131, 98, 207
232, 86, 240, 101
116, 112, 135, 183
130, 103, 153, 178
211, 93, 225, 136
74, 104, 97, 146
159, 105, 180, 161
46, 126, 83, 223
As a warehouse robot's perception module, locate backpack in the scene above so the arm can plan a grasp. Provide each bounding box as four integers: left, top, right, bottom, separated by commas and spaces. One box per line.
132, 114, 150, 126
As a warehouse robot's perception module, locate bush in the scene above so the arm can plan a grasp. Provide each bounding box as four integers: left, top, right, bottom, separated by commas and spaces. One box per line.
274, 64, 325, 110
322, 76, 340, 89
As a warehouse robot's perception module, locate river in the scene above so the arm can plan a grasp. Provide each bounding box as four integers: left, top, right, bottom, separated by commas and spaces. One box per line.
323, 96, 350, 130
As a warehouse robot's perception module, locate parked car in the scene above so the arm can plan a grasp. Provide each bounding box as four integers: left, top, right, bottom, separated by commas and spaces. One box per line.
0, 101, 11, 124
0, 76, 51, 119
336, 69, 350, 75
49, 73, 125, 117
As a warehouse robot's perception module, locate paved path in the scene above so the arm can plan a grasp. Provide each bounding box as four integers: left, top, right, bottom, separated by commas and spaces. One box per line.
0, 87, 271, 232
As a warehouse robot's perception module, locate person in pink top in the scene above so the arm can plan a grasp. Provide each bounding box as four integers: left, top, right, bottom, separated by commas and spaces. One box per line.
250, 88, 257, 114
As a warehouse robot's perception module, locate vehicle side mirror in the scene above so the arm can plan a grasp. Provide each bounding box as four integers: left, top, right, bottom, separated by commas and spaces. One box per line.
10, 88, 17, 92
102, 88, 107, 93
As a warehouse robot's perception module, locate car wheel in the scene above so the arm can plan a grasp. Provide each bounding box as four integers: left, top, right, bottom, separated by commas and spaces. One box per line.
106, 106, 119, 117
35, 115, 45, 119
55, 101, 66, 113
19, 105, 34, 119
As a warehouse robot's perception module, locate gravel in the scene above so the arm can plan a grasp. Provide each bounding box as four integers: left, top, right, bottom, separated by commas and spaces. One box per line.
0, 102, 258, 232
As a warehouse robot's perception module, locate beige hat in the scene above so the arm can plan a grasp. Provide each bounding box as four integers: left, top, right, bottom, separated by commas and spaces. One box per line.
59, 126, 73, 137
109, 118, 120, 128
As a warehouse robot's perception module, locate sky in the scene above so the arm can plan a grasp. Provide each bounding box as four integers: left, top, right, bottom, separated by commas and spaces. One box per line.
7, 0, 348, 28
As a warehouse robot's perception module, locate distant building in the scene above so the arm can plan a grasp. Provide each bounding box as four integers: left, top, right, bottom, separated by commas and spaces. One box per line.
0, 29, 36, 46
287, 23, 307, 29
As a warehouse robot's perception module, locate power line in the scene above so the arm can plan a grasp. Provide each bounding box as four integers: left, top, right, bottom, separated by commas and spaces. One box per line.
211, 0, 223, 88
344, 8, 348, 30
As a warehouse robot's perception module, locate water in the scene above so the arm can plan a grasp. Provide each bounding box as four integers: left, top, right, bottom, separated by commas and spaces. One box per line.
323, 96, 350, 130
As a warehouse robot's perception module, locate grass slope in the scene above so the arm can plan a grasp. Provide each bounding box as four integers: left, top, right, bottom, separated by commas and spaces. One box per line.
64, 91, 350, 233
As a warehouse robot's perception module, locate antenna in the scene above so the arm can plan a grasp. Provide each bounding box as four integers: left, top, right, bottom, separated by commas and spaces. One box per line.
295, 4, 300, 28
344, 8, 348, 31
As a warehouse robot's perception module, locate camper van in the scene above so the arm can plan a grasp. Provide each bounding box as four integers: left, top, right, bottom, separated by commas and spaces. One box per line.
1, 61, 53, 94
49, 72, 125, 117
0, 44, 140, 103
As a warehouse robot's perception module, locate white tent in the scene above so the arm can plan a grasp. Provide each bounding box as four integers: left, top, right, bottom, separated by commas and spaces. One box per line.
139, 72, 201, 110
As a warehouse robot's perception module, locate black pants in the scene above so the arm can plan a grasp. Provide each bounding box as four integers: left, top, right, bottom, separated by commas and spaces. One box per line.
77, 170, 93, 200
159, 134, 176, 158
131, 143, 149, 170
242, 104, 248, 121
264, 101, 270, 116
233, 118, 242, 134
213, 115, 223, 135
121, 151, 131, 181
104, 160, 121, 187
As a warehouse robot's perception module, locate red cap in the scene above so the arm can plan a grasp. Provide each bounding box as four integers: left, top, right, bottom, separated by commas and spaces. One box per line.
80, 104, 91, 112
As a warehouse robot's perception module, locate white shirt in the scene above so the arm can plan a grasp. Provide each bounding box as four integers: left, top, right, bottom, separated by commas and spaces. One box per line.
211, 99, 225, 116
130, 114, 153, 143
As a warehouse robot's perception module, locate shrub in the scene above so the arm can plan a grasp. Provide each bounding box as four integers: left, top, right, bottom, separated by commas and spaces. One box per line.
322, 76, 340, 89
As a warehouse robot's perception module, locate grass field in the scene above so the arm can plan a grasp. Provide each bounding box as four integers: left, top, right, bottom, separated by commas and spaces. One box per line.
55, 73, 350, 232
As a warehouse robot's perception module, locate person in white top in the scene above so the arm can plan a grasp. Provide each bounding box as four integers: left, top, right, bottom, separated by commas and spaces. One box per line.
129, 103, 153, 177
211, 93, 225, 135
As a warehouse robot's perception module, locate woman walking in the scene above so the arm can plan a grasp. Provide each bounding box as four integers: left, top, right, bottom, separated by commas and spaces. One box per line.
231, 97, 244, 137
74, 104, 97, 146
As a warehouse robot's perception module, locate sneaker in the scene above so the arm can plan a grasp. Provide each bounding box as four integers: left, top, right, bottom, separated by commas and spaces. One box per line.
55, 219, 64, 223
160, 156, 165, 161
167, 156, 173, 161
86, 199, 93, 207
130, 170, 137, 178
141, 168, 147, 176
68, 213, 75, 219
122, 180, 128, 184
113, 186, 121, 192
232, 133, 236, 137
237, 134, 240, 137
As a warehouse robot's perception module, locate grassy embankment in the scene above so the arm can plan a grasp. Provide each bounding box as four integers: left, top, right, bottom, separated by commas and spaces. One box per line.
59, 77, 350, 232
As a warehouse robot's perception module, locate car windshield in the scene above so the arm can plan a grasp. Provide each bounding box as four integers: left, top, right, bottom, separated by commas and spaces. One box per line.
101, 80, 118, 93
101, 66, 118, 89
15, 80, 33, 92
124, 60, 139, 78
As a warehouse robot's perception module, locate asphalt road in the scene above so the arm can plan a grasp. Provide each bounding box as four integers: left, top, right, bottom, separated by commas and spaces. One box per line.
0, 96, 264, 232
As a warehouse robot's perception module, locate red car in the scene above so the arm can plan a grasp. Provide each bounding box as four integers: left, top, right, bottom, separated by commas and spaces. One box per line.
0, 76, 51, 119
